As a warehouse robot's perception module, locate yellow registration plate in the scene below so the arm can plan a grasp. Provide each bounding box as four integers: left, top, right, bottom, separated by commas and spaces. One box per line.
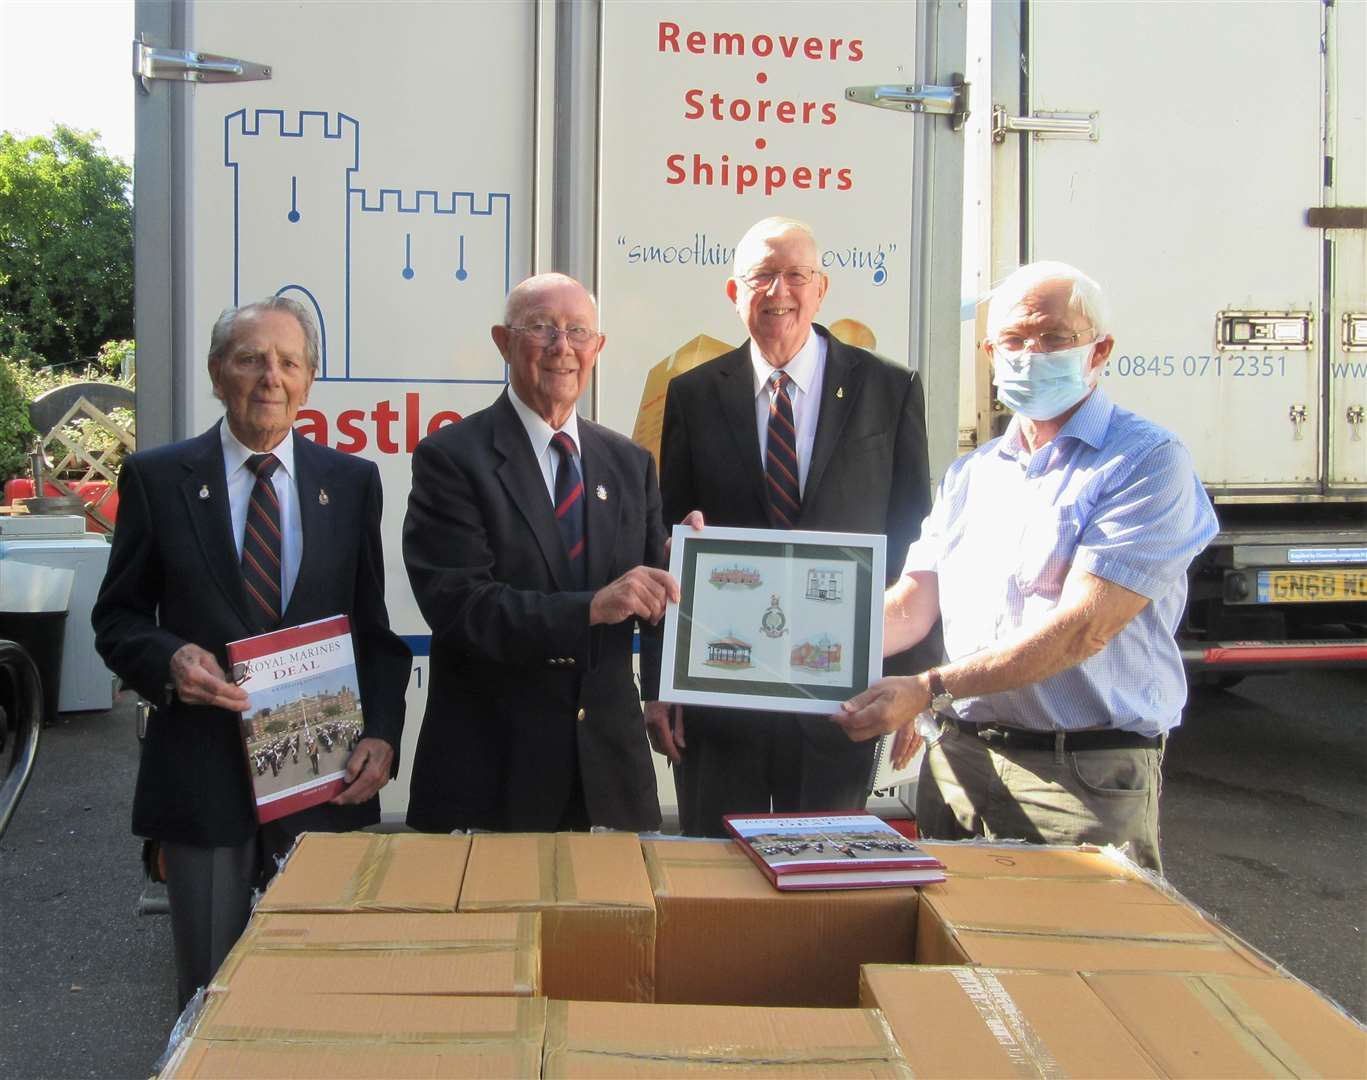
1256, 569, 1367, 603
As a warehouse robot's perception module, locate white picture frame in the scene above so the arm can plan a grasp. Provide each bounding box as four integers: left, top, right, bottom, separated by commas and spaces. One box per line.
659, 525, 886, 715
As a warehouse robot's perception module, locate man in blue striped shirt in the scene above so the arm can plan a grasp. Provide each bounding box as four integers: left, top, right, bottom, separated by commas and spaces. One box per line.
835, 261, 1217, 872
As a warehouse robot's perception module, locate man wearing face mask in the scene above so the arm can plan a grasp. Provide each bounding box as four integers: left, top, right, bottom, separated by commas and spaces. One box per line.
832, 261, 1217, 873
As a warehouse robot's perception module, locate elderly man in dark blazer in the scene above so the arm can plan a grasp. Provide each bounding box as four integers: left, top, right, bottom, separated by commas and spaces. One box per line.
651, 216, 934, 837
92, 297, 410, 1006
403, 272, 677, 834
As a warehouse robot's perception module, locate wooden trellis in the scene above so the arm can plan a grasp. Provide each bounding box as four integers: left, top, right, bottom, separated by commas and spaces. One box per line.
37, 397, 135, 532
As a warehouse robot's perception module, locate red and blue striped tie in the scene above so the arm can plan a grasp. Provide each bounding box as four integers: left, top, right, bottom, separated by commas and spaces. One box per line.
551, 432, 586, 588
765, 371, 801, 528
242, 453, 284, 630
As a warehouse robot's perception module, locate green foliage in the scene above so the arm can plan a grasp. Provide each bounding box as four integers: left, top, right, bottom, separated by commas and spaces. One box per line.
0, 126, 133, 365
96, 337, 134, 377
0, 355, 36, 482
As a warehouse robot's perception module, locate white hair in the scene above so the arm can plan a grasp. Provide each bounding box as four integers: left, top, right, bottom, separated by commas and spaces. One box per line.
986, 261, 1110, 339
502, 272, 598, 325
732, 217, 819, 275
209, 296, 321, 372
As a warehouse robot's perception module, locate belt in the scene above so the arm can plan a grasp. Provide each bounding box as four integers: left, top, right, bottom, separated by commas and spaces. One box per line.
949, 717, 1160, 752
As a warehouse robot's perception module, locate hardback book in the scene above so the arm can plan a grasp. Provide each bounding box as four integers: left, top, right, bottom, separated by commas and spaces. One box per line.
226, 614, 364, 824
723, 811, 946, 891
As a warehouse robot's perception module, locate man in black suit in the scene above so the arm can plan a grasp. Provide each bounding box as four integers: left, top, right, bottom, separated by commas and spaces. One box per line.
651, 216, 933, 837
92, 297, 410, 1006
403, 272, 677, 833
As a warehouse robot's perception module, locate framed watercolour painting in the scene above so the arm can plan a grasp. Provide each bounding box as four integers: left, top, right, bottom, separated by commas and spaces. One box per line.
659, 526, 886, 715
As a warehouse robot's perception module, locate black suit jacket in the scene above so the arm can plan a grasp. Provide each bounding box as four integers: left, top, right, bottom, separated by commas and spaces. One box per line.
658, 325, 936, 751
402, 390, 665, 833
92, 423, 411, 847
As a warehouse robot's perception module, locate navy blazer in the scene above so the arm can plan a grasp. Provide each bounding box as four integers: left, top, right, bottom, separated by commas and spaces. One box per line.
657, 325, 936, 751
403, 390, 665, 833
92, 422, 411, 846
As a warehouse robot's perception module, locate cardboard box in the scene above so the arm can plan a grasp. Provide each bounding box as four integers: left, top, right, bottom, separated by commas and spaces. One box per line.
191, 989, 545, 1044
860, 964, 1160, 1078
256, 832, 471, 913
211, 912, 540, 997
458, 832, 655, 1002
542, 999, 912, 1078
918, 841, 1142, 881
1083, 971, 1367, 1078
643, 839, 917, 1008
918, 874, 1275, 976
164, 995, 546, 1078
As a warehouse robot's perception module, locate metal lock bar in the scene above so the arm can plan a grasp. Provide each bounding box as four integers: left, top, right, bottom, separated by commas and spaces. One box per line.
1344, 314, 1367, 352
991, 105, 1098, 143
1215, 311, 1312, 351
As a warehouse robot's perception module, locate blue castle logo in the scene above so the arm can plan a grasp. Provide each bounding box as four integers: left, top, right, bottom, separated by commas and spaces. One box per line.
225, 109, 513, 385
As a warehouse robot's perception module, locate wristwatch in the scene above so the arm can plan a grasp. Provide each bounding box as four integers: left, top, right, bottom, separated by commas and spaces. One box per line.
926, 668, 955, 716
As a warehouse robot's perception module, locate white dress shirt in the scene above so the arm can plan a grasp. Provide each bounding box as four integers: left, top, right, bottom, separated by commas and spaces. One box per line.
220, 421, 303, 610
507, 385, 584, 503
750, 330, 826, 496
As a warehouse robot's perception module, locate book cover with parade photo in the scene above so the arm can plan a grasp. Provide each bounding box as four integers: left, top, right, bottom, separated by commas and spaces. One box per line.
226, 615, 364, 824
724, 811, 946, 891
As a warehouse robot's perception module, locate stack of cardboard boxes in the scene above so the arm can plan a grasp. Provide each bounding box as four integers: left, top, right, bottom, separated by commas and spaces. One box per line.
159, 832, 1365, 1078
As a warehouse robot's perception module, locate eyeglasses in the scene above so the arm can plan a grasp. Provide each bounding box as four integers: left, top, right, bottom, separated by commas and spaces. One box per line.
740, 266, 818, 291
992, 328, 1095, 353
507, 324, 601, 348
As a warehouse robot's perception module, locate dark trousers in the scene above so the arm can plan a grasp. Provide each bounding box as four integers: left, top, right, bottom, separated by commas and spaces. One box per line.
160, 821, 297, 1008
674, 710, 874, 837
161, 836, 258, 1009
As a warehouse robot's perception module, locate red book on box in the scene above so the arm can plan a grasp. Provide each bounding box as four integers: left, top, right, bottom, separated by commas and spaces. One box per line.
723, 811, 945, 891
226, 615, 364, 824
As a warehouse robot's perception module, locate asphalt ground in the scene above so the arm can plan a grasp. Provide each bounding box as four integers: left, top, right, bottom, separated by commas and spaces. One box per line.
2, 669, 1364, 1078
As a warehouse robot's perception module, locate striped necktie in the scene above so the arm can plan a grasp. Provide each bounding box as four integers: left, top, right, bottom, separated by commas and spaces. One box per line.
765, 370, 801, 528
242, 453, 284, 630
551, 432, 586, 588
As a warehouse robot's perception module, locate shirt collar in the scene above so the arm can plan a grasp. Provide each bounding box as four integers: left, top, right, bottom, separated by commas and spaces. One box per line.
220, 419, 296, 478
998, 388, 1114, 459
507, 384, 582, 457
749, 327, 823, 399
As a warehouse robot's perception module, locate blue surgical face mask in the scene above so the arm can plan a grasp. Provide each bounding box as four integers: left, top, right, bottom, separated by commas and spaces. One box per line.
991, 341, 1098, 420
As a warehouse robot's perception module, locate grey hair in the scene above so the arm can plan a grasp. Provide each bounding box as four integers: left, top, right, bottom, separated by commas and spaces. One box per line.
732, 217, 820, 275
985, 261, 1110, 340
208, 296, 321, 373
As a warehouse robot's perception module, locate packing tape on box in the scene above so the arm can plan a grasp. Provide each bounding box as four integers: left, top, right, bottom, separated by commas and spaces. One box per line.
342, 833, 402, 906
166, 1037, 542, 1075
956, 924, 1224, 947
461, 834, 558, 911
642, 850, 745, 898
542, 1004, 908, 1069
238, 913, 540, 954
1184, 974, 1320, 1078
949, 968, 1065, 1080
213, 941, 539, 996
192, 993, 547, 1045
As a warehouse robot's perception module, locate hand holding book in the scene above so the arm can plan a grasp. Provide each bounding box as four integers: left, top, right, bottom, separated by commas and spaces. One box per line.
331, 737, 394, 805
169, 643, 250, 711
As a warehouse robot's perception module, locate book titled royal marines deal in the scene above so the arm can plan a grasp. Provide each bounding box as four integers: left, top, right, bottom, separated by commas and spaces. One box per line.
723, 811, 946, 890
226, 615, 366, 824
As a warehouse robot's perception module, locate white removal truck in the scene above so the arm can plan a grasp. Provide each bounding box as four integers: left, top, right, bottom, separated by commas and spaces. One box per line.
131, 0, 1362, 817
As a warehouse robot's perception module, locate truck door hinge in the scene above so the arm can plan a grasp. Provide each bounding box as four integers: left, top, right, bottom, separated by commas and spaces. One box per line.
133, 34, 272, 94
991, 105, 1098, 143
844, 76, 970, 131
